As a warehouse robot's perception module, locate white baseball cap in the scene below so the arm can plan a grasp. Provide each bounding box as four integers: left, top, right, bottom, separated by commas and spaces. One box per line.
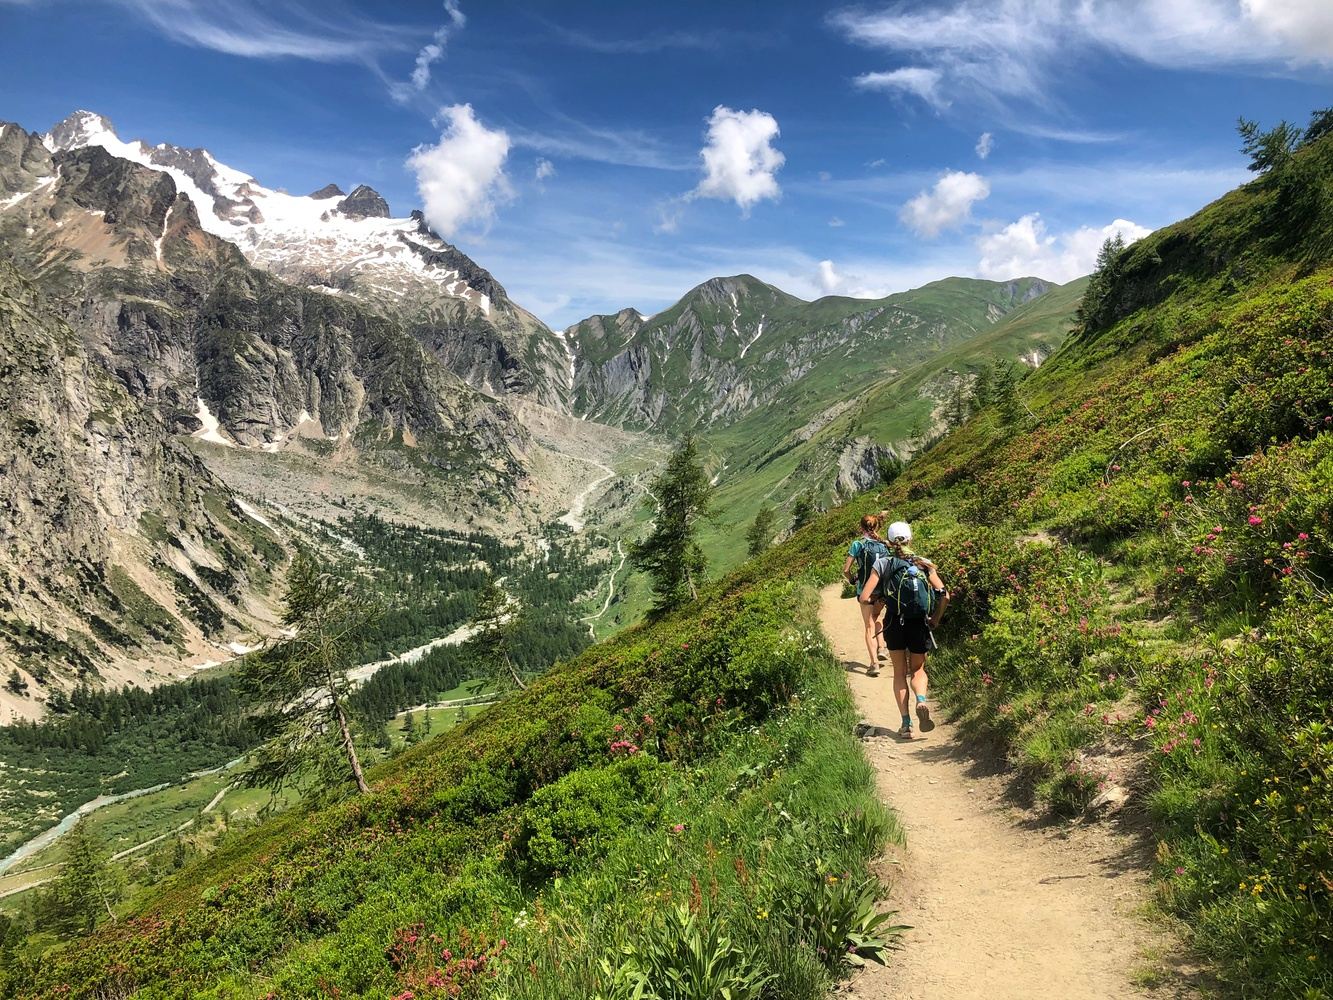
886, 521, 912, 544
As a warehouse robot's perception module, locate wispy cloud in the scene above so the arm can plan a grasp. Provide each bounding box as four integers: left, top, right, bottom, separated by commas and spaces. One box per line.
115, 0, 416, 62
975, 131, 994, 159
853, 67, 948, 110
831, 1, 1333, 129
509, 117, 692, 171
546, 24, 771, 55
389, 0, 466, 102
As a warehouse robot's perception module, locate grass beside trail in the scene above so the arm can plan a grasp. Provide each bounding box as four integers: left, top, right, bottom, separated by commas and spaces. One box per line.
11, 579, 900, 999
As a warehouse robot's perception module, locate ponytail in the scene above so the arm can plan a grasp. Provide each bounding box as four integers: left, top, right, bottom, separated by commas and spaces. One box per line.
860, 514, 882, 539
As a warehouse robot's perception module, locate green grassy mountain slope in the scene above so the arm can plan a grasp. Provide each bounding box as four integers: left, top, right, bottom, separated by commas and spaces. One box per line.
695, 277, 1087, 571
567, 273, 1056, 436
771, 132, 1332, 995
11, 575, 896, 999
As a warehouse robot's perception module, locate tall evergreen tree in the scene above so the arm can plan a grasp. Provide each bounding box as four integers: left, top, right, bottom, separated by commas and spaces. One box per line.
239, 555, 383, 797
472, 579, 527, 690
745, 504, 776, 557
48, 819, 120, 934
990, 359, 1022, 424
630, 435, 713, 612
1237, 116, 1301, 173
1076, 232, 1128, 331
944, 377, 971, 430
789, 494, 815, 532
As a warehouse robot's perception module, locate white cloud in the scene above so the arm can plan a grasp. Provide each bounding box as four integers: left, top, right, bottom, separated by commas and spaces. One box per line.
900, 170, 990, 238
688, 105, 785, 214
1241, 0, 1333, 62
976, 214, 1151, 283
653, 200, 684, 234
828, 216, 845, 227
853, 67, 948, 109
975, 131, 994, 159
814, 259, 897, 299
407, 104, 512, 237
534, 158, 556, 182
816, 260, 842, 295
832, 1, 1333, 121
390, 0, 465, 101
117, 0, 416, 61
867, 157, 888, 168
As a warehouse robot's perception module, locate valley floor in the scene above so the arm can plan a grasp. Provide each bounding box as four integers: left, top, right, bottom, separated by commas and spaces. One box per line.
818, 586, 1203, 1000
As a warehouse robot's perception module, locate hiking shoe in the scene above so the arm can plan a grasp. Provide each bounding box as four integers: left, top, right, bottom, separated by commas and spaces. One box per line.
916, 701, 936, 733
877, 648, 889, 661
896, 723, 915, 740
866, 663, 880, 677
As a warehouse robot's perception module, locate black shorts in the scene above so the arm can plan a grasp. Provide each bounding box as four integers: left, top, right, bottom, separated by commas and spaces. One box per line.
885, 616, 931, 655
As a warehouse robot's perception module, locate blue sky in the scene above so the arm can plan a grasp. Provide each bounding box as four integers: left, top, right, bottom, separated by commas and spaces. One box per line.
2, 0, 1332, 327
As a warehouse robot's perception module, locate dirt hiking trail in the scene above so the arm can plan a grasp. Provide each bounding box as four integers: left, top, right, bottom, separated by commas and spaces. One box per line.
819, 585, 1202, 1000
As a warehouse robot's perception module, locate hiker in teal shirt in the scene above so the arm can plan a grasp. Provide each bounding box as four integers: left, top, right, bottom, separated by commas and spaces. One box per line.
843, 514, 889, 675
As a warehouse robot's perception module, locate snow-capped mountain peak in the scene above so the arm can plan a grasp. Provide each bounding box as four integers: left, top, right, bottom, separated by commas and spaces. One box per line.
44, 110, 492, 315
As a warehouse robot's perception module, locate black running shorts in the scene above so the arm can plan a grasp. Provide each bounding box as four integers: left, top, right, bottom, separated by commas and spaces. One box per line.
885, 616, 930, 655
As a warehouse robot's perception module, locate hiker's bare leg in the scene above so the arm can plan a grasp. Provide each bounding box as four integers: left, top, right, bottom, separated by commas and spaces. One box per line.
909, 652, 928, 698
860, 602, 879, 667
891, 649, 910, 717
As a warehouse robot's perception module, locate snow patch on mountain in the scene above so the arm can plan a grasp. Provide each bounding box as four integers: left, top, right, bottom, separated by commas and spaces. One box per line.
46, 111, 492, 313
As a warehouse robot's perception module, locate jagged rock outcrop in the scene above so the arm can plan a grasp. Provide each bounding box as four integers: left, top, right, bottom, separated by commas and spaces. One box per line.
337, 184, 390, 219
836, 437, 898, 495
40, 110, 571, 407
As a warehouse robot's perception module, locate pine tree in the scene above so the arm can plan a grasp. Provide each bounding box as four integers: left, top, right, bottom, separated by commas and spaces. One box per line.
790, 494, 815, 532
238, 555, 383, 797
745, 504, 776, 557
472, 579, 526, 690
630, 435, 713, 613
4, 670, 26, 696
1076, 233, 1128, 331
1237, 116, 1301, 173
49, 819, 120, 934
990, 359, 1022, 424
944, 376, 971, 430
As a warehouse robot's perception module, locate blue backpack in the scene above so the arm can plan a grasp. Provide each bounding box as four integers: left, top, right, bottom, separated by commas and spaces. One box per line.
878, 556, 937, 622
853, 538, 889, 592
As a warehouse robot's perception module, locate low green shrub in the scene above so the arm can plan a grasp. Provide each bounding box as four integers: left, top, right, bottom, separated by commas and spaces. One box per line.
512, 754, 667, 880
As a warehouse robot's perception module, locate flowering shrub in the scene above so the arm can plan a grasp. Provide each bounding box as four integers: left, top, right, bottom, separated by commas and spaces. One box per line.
1162, 434, 1331, 609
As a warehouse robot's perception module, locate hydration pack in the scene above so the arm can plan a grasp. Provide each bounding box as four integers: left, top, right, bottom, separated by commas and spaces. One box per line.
855, 538, 889, 592
878, 556, 936, 622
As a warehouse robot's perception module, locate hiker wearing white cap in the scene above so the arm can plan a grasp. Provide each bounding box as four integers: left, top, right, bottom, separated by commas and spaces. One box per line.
859, 520, 950, 739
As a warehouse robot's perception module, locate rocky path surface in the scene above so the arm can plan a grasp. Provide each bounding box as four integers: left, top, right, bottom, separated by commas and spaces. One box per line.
818, 586, 1201, 1000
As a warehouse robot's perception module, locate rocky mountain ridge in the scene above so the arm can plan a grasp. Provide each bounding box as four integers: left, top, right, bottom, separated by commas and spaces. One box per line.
566, 272, 1054, 438
43, 110, 570, 406
0, 116, 554, 718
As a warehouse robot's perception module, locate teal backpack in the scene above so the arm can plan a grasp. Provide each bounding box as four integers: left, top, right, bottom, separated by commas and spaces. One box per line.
854, 538, 889, 592
878, 556, 936, 622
